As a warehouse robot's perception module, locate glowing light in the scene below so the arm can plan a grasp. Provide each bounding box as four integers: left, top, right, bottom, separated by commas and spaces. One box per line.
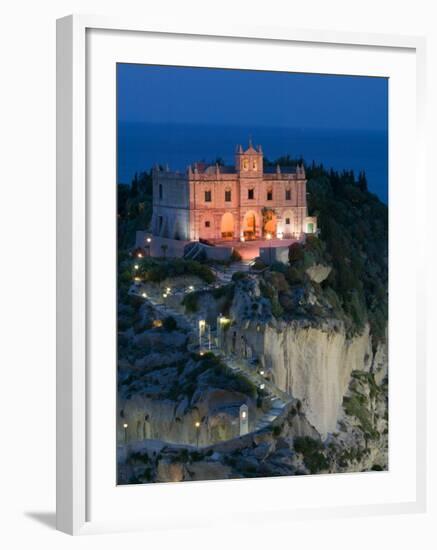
241, 236, 245, 242
195, 421, 201, 428
199, 351, 204, 356
260, 370, 265, 376
241, 411, 247, 419
166, 287, 171, 293
163, 293, 168, 298
188, 285, 194, 291
134, 277, 141, 282
141, 292, 147, 298
199, 319, 206, 330
146, 237, 152, 243
123, 423, 128, 429
134, 264, 139, 270
266, 234, 272, 241
259, 383, 265, 390
137, 253, 143, 258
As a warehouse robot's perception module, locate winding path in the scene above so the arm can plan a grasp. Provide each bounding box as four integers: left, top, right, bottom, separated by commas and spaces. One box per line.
131, 261, 292, 441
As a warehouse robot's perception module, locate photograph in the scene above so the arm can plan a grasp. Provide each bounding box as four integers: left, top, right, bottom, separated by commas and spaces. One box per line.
116, 63, 388, 484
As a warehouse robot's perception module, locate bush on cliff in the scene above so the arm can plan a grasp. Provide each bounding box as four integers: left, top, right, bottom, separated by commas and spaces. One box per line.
294, 436, 329, 474
306, 164, 388, 343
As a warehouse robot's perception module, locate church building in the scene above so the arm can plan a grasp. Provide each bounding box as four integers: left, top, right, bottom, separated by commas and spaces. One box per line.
151, 142, 317, 244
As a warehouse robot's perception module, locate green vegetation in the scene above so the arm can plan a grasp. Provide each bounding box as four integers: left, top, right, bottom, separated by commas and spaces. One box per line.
118, 172, 153, 250
343, 394, 378, 440
133, 257, 215, 284
293, 436, 329, 474
163, 352, 257, 403
162, 316, 177, 331
183, 283, 235, 315
263, 156, 388, 343
306, 164, 387, 343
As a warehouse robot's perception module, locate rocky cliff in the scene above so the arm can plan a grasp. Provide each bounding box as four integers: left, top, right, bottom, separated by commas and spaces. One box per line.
224, 278, 388, 441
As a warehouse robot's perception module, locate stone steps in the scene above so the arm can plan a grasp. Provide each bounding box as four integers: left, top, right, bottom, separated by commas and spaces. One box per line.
133, 273, 292, 440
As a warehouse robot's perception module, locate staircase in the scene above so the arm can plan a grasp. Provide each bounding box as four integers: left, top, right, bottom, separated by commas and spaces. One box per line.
142, 292, 291, 434
131, 256, 291, 439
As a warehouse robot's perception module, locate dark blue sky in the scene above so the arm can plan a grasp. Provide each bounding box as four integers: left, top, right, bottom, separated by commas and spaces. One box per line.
117, 64, 388, 131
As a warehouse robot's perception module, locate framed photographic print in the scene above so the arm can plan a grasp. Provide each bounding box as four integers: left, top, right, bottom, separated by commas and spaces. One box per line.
56, 15, 427, 535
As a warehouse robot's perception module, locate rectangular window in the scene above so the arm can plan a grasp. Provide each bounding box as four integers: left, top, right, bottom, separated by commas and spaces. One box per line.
267, 190, 273, 201
248, 188, 254, 200
285, 189, 291, 200
205, 190, 212, 202
285, 217, 290, 225
159, 184, 163, 200
205, 221, 210, 228
225, 190, 231, 202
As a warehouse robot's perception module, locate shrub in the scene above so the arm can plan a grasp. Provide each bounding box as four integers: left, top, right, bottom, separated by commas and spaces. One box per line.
162, 316, 177, 331
272, 425, 282, 436
182, 291, 200, 313
289, 242, 304, 263
294, 436, 329, 474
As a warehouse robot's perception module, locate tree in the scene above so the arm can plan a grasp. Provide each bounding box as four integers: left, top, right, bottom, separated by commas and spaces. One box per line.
358, 170, 368, 192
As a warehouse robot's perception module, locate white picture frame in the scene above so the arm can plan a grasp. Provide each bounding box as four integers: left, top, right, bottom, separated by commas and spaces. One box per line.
56, 14, 427, 535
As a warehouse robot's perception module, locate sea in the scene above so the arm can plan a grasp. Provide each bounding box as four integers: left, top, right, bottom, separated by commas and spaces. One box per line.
117, 122, 388, 204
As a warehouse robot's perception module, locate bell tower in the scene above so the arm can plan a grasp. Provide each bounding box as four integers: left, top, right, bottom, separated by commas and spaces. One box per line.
235, 140, 263, 175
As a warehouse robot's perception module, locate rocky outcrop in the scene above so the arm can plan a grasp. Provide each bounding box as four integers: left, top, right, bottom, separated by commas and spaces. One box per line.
305, 263, 332, 283
118, 388, 258, 447
226, 320, 388, 439
224, 279, 387, 440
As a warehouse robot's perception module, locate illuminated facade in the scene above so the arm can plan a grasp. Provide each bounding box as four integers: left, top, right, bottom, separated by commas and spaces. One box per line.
151, 142, 317, 243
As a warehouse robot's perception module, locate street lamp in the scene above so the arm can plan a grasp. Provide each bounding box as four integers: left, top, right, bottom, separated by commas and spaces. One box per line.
195, 421, 201, 448
123, 423, 128, 443
146, 237, 152, 243
260, 370, 265, 376
134, 264, 139, 270
198, 319, 206, 349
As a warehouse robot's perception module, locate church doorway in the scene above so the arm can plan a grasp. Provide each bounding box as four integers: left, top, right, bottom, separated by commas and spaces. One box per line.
220, 212, 235, 240
243, 211, 257, 240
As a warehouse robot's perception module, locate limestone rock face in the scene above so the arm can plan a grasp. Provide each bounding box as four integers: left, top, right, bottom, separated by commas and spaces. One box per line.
118, 388, 257, 447
305, 263, 332, 283
227, 320, 386, 439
